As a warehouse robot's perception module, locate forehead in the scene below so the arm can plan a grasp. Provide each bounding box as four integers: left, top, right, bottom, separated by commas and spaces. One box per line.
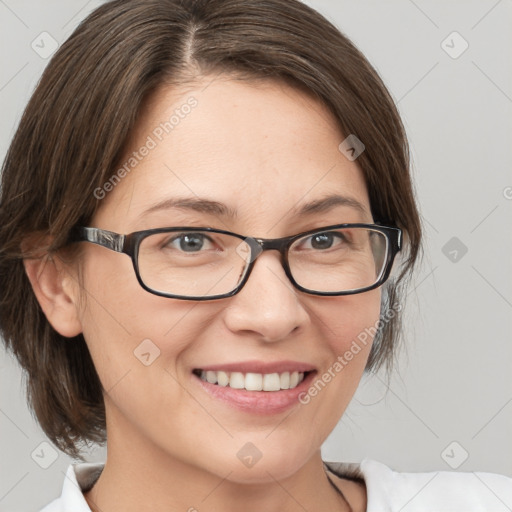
95, 75, 371, 232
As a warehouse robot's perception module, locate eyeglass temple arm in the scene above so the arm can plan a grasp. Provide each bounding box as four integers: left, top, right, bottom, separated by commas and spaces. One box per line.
391, 227, 402, 252
69, 227, 125, 253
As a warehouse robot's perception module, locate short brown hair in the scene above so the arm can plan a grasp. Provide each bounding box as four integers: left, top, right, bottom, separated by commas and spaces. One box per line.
0, 0, 422, 457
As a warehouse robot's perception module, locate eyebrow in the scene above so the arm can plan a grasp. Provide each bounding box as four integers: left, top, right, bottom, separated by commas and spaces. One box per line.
292, 194, 369, 217
139, 193, 369, 219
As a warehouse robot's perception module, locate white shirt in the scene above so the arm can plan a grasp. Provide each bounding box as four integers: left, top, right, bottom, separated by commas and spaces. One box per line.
40, 458, 512, 511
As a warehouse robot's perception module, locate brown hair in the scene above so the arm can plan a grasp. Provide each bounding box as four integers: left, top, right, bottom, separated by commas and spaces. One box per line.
0, 0, 422, 458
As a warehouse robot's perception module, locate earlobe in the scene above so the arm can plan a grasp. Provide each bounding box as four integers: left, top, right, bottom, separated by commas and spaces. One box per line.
23, 254, 83, 338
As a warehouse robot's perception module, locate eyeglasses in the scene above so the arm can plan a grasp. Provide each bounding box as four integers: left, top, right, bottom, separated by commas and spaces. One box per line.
68, 223, 401, 301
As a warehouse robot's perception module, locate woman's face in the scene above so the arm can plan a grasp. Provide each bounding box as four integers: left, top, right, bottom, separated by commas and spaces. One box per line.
75, 75, 381, 481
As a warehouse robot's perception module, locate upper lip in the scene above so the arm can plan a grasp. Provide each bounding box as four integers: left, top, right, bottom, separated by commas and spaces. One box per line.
193, 360, 317, 374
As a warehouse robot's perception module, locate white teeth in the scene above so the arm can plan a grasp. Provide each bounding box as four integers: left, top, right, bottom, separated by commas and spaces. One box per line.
217, 370, 229, 387
263, 373, 281, 391
198, 369, 307, 391
245, 373, 263, 391
229, 372, 245, 389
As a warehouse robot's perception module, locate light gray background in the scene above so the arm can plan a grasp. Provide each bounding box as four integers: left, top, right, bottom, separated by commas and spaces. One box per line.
1, 1, 511, 510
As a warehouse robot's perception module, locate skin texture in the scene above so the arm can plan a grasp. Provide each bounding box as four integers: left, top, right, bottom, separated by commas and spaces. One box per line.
24, 75, 379, 511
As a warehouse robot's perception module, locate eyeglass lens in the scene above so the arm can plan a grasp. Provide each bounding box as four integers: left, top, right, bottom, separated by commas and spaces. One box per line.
136, 227, 388, 298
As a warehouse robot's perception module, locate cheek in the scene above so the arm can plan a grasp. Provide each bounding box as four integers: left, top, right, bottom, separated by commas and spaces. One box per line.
76, 250, 205, 391
300, 289, 382, 411
316, 288, 382, 355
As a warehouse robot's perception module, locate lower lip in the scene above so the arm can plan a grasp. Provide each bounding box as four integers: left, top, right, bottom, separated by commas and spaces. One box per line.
191, 371, 317, 415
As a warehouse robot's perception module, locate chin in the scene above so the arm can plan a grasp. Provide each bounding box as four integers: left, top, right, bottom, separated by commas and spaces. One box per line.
210, 440, 313, 485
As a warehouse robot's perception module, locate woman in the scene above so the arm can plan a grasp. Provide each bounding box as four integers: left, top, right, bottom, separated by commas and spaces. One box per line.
0, 0, 510, 510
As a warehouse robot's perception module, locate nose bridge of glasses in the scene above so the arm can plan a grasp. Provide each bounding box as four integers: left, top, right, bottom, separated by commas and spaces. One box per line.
241, 236, 289, 265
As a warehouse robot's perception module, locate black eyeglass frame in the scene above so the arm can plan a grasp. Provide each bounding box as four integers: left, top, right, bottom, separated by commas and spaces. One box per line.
68, 223, 402, 301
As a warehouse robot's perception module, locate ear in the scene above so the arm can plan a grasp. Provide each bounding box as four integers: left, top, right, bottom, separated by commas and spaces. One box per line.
23, 252, 83, 338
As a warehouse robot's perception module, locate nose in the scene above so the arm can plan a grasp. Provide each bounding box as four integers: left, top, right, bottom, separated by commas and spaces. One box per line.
223, 251, 310, 342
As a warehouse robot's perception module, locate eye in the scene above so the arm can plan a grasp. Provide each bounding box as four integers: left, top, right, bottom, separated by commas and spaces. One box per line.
165, 232, 215, 253
300, 231, 348, 251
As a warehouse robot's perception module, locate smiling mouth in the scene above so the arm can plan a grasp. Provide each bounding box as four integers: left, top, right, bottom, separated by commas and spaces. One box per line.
192, 369, 315, 392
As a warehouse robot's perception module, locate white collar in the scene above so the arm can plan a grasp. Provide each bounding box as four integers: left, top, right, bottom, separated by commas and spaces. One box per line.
41, 462, 104, 511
